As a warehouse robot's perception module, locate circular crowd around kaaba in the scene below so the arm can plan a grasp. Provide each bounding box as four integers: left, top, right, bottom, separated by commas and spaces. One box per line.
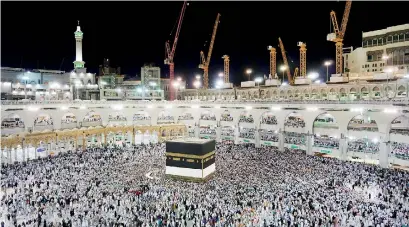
1, 143, 409, 226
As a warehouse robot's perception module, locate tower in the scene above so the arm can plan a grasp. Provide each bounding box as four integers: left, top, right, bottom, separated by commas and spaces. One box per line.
267, 46, 277, 78
73, 21, 85, 69
222, 55, 230, 83
298, 42, 307, 78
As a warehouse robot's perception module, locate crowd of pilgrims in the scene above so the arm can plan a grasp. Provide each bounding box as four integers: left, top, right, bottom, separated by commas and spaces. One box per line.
221, 127, 234, 136
347, 119, 378, 132
260, 116, 278, 125
1, 143, 409, 227
259, 130, 279, 142
83, 116, 102, 123
390, 129, 409, 136
199, 128, 216, 135
347, 139, 380, 154
284, 133, 306, 146
133, 115, 152, 121
157, 116, 174, 121
187, 127, 195, 137
391, 142, 409, 160
60, 117, 77, 125
220, 115, 233, 122
239, 128, 256, 139
284, 117, 305, 128
178, 115, 194, 121
200, 115, 217, 121
313, 136, 340, 149
1, 118, 25, 129
34, 118, 54, 126
109, 115, 127, 122
238, 116, 254, 123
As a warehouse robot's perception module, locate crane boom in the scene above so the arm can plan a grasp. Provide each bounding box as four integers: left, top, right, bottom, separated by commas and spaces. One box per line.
278, 37, 294, 85
339, 0, 352, 39
206, 13, 221, 66
330, 11, 340, 36
164, 1, 187, 100
199, 13, 221, 89
328, 0, 352, 75
165, 1, 187, 63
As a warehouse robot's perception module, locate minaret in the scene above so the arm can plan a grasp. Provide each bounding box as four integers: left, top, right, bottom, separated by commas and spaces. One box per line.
73, 20, 85, 69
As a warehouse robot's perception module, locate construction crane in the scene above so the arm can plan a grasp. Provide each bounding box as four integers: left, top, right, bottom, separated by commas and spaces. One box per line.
164, 1, 187, 100
278, 37, 298, 85
327, 0, 352, 75
297, 42, 307, 77
222, 55, 230, 83
199, 13, 221, 89
267, 46, 277, 79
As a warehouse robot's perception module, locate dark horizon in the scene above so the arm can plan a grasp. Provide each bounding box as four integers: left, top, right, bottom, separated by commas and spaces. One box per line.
1, 1, 407, 87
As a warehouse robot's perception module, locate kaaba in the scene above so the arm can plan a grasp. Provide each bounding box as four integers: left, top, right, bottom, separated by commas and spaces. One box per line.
165, 138, 216, 182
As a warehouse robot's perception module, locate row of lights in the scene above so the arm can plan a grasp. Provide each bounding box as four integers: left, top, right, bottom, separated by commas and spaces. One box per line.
5, 82, 70, 89
244, 60, 333, 84
172, 77, 186, 89
71, 72, 93, 77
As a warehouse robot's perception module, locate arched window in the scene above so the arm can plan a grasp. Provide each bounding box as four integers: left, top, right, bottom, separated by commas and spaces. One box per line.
393, 34, 399, 42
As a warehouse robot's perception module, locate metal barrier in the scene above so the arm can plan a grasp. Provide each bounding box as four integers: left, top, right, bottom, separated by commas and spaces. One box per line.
2, 98, 409, 106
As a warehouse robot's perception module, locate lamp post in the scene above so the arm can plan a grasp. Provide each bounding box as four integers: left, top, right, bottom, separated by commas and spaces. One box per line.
382, 54, 389, 65
280, 65, 287, 84
193, 80, 201, 99
382, 55, 391, 86
22, 74, 29, 99
254, 77, 263, 87
216, 80, 223, 89
245, 69, 252, 81
307, 72, 319, 81
308, 72, 319, 97
173, 81, 182, 100
324, 61, 332, 82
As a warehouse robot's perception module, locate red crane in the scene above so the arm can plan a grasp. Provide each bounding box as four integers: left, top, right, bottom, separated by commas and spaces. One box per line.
165, 1, 188, 101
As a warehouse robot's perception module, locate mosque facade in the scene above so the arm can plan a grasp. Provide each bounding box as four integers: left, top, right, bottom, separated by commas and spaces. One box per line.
1, 99, 409, 169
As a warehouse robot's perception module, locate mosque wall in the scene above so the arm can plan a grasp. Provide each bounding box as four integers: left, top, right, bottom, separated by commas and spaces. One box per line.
1, 102, 406, 136
2, 101, 409, 168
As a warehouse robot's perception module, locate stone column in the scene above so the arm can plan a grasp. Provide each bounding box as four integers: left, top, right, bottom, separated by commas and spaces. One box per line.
379, 141, 390, 168
14, 148, 17, 162
8, 149, 12, 164
216, 127, 221, 143
82, 134, 86, 151
195, 125, 200, 138
46, 143, 50, 157
339, 138, 347, 161
254, 129, 261, 148
234, 126, 239, 145
0, 148, 4, 165
74, 136, 78, 151
132, 130, 136, 145
306, 134, 313, 156
279, 132, 285, 151
22, 146, 26, 161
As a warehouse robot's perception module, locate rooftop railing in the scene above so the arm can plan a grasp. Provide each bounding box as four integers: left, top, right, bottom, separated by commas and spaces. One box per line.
2, 98, 409, 106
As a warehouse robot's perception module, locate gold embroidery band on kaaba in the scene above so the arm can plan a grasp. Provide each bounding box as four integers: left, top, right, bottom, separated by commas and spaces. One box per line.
165, 151, 215, 159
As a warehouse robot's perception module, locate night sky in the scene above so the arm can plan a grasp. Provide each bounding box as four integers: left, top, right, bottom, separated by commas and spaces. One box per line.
1, 1, 407, 87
